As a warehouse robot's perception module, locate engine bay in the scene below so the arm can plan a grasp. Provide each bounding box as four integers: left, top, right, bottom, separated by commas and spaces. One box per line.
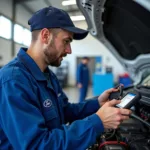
89, 85, 150, 150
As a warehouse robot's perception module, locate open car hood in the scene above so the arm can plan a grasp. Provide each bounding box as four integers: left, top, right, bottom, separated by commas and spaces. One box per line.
76, 0, 150, 84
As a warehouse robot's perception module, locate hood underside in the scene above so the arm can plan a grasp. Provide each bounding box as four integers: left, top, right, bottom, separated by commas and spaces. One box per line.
77, 0, 150, 84
103, 0, 150, 60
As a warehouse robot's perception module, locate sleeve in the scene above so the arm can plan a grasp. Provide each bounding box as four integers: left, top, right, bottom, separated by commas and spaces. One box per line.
0, 80, 104, 150
61, 92, 101, 123
76, 64, 82, 84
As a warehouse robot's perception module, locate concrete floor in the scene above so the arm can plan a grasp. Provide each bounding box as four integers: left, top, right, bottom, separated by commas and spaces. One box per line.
63, 86, 94, 103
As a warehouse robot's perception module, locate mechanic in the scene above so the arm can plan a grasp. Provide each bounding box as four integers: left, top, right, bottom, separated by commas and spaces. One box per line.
0, 6, 131, 150
77, 57, 90, 102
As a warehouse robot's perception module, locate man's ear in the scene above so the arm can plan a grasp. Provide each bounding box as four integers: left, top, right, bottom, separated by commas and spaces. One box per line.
40, 28, 52, 44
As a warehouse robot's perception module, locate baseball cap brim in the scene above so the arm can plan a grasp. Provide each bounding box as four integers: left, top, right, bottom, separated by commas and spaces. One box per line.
63, 26, 89, 40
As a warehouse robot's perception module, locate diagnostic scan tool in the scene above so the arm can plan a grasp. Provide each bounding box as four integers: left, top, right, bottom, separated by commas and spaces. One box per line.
116, 92, 140, 109
109, 84, 123, 100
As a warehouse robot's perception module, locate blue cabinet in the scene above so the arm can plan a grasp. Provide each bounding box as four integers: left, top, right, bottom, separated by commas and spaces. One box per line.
92, 73, 114, 96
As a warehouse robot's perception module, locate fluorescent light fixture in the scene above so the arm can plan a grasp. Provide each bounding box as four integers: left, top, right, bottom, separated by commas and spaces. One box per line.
62, 0, 76, 6
70, 15, 85, 21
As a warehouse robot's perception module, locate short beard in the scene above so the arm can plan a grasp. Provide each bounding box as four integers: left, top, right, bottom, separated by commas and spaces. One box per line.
44, 36, 61, 67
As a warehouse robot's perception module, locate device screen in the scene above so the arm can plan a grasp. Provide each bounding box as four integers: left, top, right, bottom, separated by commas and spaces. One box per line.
116, 93, 136, 108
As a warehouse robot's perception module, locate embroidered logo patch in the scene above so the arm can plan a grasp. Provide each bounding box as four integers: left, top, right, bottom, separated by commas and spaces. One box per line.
43, 99, 52, 107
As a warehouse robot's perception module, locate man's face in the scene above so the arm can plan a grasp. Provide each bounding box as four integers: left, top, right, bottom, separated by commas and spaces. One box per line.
82, 58, 89, 65
43, 29, 73, 67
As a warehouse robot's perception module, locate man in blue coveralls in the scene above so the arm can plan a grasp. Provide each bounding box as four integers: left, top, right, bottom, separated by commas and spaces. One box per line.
0, 6, 131, 150
77, 57, 90, 102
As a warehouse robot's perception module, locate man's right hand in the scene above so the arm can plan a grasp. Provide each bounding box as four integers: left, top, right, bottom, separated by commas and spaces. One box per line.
96, 100, 132, 129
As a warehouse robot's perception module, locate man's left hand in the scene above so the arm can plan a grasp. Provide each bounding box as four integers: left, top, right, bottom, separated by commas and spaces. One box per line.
98, 88, 119, 106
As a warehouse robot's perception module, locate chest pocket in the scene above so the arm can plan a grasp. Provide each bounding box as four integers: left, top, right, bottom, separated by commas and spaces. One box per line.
43, 107, 60, 129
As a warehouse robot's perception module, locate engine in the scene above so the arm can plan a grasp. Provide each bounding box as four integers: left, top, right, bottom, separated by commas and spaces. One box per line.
89, 85, 150, 150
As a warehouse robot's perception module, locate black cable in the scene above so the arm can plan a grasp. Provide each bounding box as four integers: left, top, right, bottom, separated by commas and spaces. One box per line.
130, 113, 150, 127
105, 129, 116, 140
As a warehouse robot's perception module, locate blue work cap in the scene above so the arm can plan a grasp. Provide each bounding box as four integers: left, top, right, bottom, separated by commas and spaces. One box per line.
28, 6, 88, 40
82, 57, 89, 60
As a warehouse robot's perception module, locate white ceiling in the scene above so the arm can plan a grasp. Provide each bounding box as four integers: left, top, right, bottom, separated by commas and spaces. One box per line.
20, 0, 80, 16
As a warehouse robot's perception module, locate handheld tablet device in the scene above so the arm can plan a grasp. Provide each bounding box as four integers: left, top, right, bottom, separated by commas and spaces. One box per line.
116, 92, 140, 109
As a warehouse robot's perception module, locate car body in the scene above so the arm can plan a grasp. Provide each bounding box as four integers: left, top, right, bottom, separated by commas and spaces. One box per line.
77, 0, 150, 85
77, 1, 150, 149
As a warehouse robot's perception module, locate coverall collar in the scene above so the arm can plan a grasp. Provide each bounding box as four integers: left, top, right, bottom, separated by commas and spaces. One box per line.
17, 47, 48, 81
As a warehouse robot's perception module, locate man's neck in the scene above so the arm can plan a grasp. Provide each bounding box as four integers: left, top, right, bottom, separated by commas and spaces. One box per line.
27, 46, 47, 72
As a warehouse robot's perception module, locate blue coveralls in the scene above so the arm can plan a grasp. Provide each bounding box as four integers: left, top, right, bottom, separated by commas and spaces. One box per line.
0, 48, 104, 150
77, 63, 89, 102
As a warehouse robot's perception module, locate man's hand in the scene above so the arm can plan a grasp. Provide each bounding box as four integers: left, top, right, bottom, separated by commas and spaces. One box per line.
98, 88, 119, 106
77, 83, 82, 88
96, 100, 132, 129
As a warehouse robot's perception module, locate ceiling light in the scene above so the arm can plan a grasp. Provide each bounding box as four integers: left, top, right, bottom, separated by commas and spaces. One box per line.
70, 15, 85, 21
62, 0, 76, 6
